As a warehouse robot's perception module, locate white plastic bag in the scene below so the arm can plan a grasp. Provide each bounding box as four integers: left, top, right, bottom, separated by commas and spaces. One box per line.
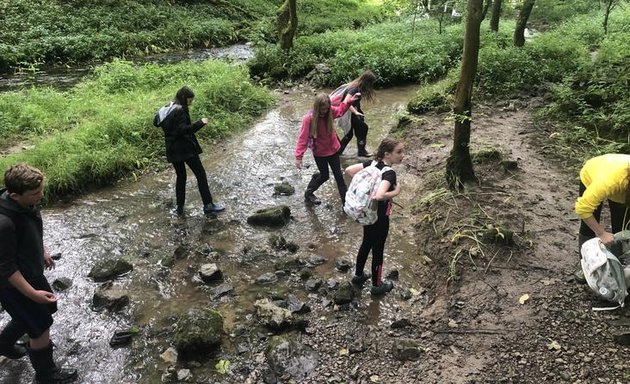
581, 236, 628, 309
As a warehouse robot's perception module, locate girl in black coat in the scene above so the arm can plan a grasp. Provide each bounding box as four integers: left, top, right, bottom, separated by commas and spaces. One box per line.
154, 86, 224, 216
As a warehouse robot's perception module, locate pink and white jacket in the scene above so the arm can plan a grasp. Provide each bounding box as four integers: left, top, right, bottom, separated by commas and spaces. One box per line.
294, 100, 352, 160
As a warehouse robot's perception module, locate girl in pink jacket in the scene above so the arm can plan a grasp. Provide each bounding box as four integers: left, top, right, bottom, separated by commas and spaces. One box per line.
295, 92, 360, 205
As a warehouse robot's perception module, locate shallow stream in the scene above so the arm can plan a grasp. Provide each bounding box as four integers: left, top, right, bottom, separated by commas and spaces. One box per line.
0, 57, 419, 383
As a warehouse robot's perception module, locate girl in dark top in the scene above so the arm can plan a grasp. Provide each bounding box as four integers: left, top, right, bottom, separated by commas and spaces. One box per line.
344, 137, 404, 295
337, 70, 377, 158
153, 86, 224, 216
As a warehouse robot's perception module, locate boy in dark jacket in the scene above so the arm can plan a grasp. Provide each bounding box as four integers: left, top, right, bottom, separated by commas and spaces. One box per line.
0, 164, 77, 383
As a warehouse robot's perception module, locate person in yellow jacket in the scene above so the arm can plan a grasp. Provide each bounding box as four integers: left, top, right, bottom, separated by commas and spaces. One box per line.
575, 153, 630, 251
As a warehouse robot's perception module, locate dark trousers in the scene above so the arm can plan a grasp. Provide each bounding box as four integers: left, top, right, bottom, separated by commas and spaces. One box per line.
307, 154, 347, 203
338, 115, 369, 154
172, 155, 213, 207
355, 216, 389, 287
578, 181, 630, 237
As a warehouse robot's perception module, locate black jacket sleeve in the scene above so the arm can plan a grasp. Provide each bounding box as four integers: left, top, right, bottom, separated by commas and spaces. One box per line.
0, 216, 18, 280
171, 108, 205, 136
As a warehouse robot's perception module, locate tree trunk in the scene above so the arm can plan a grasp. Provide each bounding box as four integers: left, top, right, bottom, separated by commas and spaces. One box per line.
513, 0, 535, 47
603, 0, 617, 35
481, 0, 492, 21
446, 0, 483, 190
490, 0, 502, 32
277, 0, 298, 51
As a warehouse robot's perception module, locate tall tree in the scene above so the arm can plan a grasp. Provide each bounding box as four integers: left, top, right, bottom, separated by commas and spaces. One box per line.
489, 0, 502, 32
277, 0, 298, 51
445, 0, 484, 189
513, 0, 535, 47
603, 0, 620, 35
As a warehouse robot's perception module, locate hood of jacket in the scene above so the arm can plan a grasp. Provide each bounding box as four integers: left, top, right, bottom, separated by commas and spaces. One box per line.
155, 102, 181, 126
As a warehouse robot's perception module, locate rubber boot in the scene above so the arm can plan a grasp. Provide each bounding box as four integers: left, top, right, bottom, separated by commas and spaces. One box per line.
0, 320, 27, 359
337, 132, 353, 155
27, 342, 78, 384
357, 141, 371, 158
304, 173, 322, 205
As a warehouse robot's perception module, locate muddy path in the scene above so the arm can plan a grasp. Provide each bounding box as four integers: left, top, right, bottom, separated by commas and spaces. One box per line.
381, 100, 630, 383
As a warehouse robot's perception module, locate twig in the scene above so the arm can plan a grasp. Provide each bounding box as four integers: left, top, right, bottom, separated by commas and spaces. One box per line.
484, 250, 499, 274
478, 277, 501, 295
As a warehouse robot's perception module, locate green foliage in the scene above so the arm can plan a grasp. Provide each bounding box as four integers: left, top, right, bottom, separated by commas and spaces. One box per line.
529, 0, 602, 26
407, 71, 458, 114
0, 60, 275, 199
249, 20, 464, 87
474, 18, 592, 96
247, 0, 387, 44
0, 0, 277, 70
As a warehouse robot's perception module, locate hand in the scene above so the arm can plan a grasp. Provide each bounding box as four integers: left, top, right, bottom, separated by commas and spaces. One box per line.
44, 250, 55, 270
295, 159, 303, 169
201, 117, 209, 125
354, 112, 365, 117
31, 290, 57, 304
599, 231, 616, 247
350, 93, 361, 102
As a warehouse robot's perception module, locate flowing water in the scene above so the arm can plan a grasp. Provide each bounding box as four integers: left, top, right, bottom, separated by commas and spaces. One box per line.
0, 44, 253, 91
0, 58, 419, 382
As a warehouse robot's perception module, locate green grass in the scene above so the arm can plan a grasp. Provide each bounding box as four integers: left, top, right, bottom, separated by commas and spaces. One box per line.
249, 20, 464, 87
0, 60, 275, 200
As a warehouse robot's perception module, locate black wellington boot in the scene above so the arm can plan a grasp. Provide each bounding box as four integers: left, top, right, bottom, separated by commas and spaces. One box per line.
337, 132, 353, 155
0, 320, 27, 359
304, 173, 322, 205
27, 342, 78, 384
357, 141, 372, 158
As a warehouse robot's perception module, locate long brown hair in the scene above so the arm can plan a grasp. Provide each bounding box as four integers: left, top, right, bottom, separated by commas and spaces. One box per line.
347, 70, 376, 102
309, 93, 334, 138
374, 137, 401, 161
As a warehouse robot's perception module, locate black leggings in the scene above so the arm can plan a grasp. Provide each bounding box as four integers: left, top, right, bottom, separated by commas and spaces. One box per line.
338, 115, 369, 153
578, 181, 630, 237
355, 216, 389, 287
310, 154, 347, 203
172, 155, 213, 207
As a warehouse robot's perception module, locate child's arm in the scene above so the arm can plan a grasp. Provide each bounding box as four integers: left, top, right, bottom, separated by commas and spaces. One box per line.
8, 271, 57, 304
344, 163, 364, 178
375, 180, 401, 201
294, 115, 311, 168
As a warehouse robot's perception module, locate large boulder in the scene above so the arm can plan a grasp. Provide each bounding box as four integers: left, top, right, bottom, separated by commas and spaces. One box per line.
393, 338, 424, 361
266, 333, 319, 381
273, 181, 295, 196
333, 282, 356, 305
254, 299, 307, 333
174, 308, 224, 358
199, 263, 222, 284
247, 205, 291, 227
88, 259, 133, 282
92, 283, 130, 311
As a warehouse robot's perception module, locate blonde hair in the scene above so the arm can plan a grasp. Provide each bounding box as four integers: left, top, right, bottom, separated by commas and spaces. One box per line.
4, 163, 44, 195
309, 93, 334, 138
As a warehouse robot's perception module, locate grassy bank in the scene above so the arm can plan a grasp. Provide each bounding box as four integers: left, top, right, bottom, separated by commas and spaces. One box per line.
249, 20, 464, 87
0, 60, 275, 200
0, 0, 387, 72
